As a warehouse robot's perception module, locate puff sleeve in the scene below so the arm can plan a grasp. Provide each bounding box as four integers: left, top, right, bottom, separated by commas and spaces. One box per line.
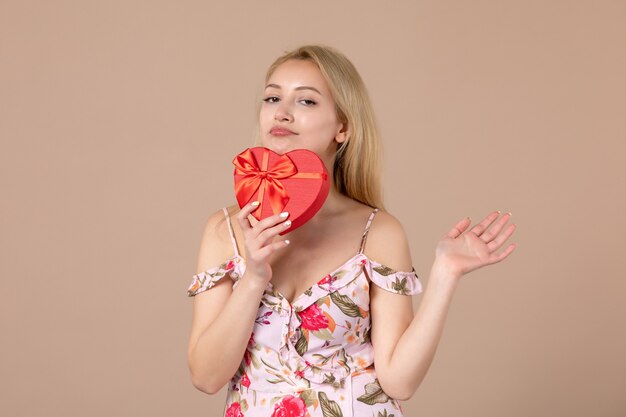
186, 257, 242, 297
366, 259, 422, 295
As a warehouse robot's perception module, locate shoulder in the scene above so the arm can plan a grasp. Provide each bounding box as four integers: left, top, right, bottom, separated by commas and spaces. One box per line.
203, 204, 240, 230
364, 209, 413, 272
195, 205, 239, 274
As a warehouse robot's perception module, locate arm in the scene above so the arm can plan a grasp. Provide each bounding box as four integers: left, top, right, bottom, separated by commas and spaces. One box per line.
187, 202, 291, 394
370, 260, 458, 400
188, 265, 266, 394
369, 211, 517, 400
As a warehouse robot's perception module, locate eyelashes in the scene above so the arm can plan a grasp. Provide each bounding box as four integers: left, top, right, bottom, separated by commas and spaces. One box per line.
262, 97, 317, 106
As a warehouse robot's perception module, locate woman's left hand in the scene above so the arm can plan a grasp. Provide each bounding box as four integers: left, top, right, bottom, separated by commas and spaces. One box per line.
435, 211, 517, 279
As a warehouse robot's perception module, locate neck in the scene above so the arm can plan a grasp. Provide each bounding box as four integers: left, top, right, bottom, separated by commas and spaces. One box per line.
315, 153, 348, 217
316, 184, 346, 217
282, 184, 346, 242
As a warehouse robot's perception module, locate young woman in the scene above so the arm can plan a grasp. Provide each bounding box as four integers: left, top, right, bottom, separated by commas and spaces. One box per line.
186, 45, 516, 417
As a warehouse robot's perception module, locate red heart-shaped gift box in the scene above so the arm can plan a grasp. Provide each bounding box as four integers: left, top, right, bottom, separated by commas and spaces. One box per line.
233, 147, 330, 235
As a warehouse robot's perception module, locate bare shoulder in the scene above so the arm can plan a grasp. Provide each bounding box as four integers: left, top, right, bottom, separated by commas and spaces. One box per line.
195, 205, 239, 274
364, 210, 413, 272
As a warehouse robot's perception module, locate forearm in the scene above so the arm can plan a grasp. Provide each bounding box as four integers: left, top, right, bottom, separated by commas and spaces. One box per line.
386, 262, 460, 399
188, 275, 265, 394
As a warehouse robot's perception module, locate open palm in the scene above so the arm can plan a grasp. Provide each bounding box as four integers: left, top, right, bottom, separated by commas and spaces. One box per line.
436, 211, 517, 277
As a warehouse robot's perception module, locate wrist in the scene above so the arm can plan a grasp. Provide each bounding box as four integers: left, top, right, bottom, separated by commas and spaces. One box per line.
238, 273, 269, 295
430, 258, 463, 284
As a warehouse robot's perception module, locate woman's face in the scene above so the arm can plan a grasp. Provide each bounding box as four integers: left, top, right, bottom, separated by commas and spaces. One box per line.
259, 59, 348, 162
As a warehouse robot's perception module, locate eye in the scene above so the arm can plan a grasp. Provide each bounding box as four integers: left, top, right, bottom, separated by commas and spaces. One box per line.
263, 96, 279, 103
300, 99, 317, 106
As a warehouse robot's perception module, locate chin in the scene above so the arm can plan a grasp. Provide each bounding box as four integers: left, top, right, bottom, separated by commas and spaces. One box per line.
260, 138, 294, 155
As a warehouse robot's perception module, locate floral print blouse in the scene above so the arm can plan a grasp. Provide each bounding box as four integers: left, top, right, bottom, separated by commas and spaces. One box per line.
187, 208, 422, 417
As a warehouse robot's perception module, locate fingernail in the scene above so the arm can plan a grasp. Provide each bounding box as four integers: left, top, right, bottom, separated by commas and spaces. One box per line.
251, 201, 260, 207
507, 212, 512, 216
284, 240, 290, 245
284, 220, 292, 227
279, 212, 289, 218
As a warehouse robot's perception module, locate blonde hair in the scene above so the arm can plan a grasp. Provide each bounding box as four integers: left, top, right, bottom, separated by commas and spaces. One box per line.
256, 45, 384, 210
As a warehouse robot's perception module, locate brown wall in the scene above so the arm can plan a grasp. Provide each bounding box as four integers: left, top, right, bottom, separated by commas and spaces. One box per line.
2, 1, 625, 416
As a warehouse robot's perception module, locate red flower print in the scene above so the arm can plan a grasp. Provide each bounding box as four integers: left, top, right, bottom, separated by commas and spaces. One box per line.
317, 274, 333, 285
241, 372, 250, 388
295, 369, 305, 379
271, 395, 306, 417
255, 310, 273, 325
225, 402, 244, 417
298, 304, 329, 331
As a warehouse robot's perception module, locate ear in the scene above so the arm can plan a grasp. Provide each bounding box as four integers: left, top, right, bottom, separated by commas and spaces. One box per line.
334, 122, 350, 144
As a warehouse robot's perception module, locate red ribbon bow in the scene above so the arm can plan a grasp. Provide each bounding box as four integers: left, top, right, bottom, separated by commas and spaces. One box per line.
233, 148, 298, 218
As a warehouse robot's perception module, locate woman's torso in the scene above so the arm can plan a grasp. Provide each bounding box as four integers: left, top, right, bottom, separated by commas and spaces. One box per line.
188, 205, 422, 417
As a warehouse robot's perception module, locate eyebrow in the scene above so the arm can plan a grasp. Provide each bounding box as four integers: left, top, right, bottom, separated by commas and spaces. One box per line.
265, 83, 322, 95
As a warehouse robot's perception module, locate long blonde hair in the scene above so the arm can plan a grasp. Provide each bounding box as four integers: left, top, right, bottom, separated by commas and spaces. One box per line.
256, 45, 384, 210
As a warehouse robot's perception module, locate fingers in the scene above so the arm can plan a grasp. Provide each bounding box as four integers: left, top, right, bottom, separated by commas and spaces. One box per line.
255, 211, 290, 235
245, 213, 291, 266
486, 216, 517, 264
479, 212, 512, 243
469, 211, 501, 238
450, 210, 517, 250
487, 223, 517, 252
254, 239, 291, 262
236, 201, 260, 231
237, 202, 291, 253
446, 217, 471, 239
489, 242, 517, 264
257, 214, 292, 247
236, 202, 289, 236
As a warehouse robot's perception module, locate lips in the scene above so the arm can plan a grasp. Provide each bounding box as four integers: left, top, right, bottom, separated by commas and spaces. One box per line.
270, 126, 297, 136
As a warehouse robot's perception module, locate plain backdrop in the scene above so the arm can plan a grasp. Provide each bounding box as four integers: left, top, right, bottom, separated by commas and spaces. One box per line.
2, 1, 625, 416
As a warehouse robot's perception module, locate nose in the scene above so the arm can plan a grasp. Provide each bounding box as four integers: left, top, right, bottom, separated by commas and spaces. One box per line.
274, 102, 293, 123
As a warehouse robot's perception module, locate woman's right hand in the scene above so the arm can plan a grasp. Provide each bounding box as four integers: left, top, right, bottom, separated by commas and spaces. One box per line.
236, 201, 291, 286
